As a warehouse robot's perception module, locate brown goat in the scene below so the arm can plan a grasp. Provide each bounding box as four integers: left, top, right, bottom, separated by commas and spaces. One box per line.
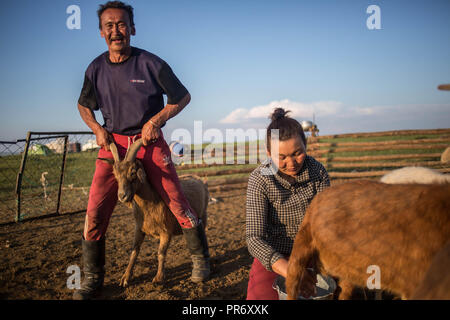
104, 139, 209, 287
286, 180, 450, 300
411, 241, 450, 299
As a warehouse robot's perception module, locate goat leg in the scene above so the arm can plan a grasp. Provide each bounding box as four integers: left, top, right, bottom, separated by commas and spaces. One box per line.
286, 223, 319, 299
152, 232, 172, 284
337, 279, 355, 300
120, 229, 145, 287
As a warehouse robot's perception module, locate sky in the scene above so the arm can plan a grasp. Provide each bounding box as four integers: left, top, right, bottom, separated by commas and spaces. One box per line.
0, 0, 449, 142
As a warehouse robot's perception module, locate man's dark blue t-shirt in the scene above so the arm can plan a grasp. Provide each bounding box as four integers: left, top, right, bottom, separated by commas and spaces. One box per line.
78, 47, 188, 136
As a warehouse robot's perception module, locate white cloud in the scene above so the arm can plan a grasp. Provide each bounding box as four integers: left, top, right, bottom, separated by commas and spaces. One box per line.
315, 103, 450, 135
219, 108, 249, 124
220, 99, 343, 124
218, 100, 450, 135
352, 106, 377, 115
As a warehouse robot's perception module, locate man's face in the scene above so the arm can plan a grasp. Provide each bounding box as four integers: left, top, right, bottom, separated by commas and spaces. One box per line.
100, 8, 135, 53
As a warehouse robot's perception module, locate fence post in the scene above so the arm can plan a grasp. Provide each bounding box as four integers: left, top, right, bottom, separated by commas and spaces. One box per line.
56, 136, 69, 215
15, 131, 32, 222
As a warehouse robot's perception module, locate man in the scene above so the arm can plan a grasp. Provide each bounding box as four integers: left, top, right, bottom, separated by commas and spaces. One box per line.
73, 1, 210, 300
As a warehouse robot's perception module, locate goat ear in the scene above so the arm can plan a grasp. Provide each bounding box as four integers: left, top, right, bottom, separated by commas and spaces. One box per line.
136, 167, 147, 184
98, 157, 114, 166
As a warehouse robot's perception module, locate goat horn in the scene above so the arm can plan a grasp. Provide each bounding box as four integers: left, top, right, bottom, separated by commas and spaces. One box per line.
109, 142, 121, 163
125, 138, 144, 162
437, 84, 450, 91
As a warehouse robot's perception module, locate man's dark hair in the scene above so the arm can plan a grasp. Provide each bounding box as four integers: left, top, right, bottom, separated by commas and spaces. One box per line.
97, 1, 135, 29
266, 108, 307, 152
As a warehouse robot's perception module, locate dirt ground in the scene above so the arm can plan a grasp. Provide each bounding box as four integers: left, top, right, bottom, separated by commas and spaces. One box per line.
0, 187, 252, 300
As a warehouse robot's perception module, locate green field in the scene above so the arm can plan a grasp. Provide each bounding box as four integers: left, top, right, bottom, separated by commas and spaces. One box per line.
1, 129, 449, 224
317, 133, 447, 144
316, 148, 444, 158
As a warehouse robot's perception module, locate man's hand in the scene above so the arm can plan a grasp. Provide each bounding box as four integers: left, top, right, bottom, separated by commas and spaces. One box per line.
78, 104, 113, 151
94, 127, 113, 151
141, 93, 191, 146
141, 119, 161, 146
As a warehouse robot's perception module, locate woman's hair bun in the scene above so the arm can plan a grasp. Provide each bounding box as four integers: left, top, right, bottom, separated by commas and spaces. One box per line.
270, 108, 290, 121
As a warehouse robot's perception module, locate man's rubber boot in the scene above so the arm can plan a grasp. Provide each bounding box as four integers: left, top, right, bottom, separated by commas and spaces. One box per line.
72, 237, 105, 300
182, 223, 211, 282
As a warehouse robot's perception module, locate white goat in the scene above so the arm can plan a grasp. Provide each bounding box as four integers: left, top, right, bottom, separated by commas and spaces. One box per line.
380, 166, 450, 184
441, 147, 450, 164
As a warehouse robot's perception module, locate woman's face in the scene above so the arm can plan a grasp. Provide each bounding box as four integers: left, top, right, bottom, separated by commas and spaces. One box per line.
268, 135, 306, 177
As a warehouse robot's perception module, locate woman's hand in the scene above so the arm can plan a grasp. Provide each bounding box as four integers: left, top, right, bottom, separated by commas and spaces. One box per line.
274, 258, 317, 298
272, 258, 289, 278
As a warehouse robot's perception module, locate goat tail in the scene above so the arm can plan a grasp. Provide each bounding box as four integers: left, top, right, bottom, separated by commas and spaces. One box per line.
286, 223, 319, 300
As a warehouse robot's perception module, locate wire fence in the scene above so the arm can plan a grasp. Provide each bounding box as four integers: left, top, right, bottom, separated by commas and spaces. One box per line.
0, 131, 98, 225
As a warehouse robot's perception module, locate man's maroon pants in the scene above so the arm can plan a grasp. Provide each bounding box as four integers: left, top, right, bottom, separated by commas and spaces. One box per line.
83, 132, 199, 241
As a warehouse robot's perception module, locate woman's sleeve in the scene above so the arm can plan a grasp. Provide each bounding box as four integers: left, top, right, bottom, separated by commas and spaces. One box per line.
246, 171, 285, 271
318, 164, 331, 192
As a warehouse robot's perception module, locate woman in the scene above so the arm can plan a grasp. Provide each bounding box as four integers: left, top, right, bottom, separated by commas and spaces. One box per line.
246, 108, 330, 300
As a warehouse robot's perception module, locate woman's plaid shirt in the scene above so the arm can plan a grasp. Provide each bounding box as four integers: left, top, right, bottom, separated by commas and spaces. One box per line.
246, 155, 330, 271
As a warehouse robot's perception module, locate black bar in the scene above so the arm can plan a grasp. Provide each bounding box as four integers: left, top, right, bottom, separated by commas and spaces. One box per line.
15, 132, 94, 142
16, 135, 71, 142
15, 131, 32, 222
56, 136, 69, 214
0, 300, 442, 317
28, 131, 93, 135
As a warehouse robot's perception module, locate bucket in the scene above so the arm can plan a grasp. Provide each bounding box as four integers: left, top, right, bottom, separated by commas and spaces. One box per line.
273, 273, 336, 300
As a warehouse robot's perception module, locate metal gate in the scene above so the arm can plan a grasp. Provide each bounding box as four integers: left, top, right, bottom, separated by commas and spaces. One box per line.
0, 131, 97, 224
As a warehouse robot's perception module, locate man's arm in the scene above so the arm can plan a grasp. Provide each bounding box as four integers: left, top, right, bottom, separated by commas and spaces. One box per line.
78, 103, 112, 151
141, 92, 191, 145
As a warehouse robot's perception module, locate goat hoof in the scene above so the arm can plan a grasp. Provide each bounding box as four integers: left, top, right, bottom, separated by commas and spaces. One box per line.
119, 276, 130, 287
152, 275, 164, 284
